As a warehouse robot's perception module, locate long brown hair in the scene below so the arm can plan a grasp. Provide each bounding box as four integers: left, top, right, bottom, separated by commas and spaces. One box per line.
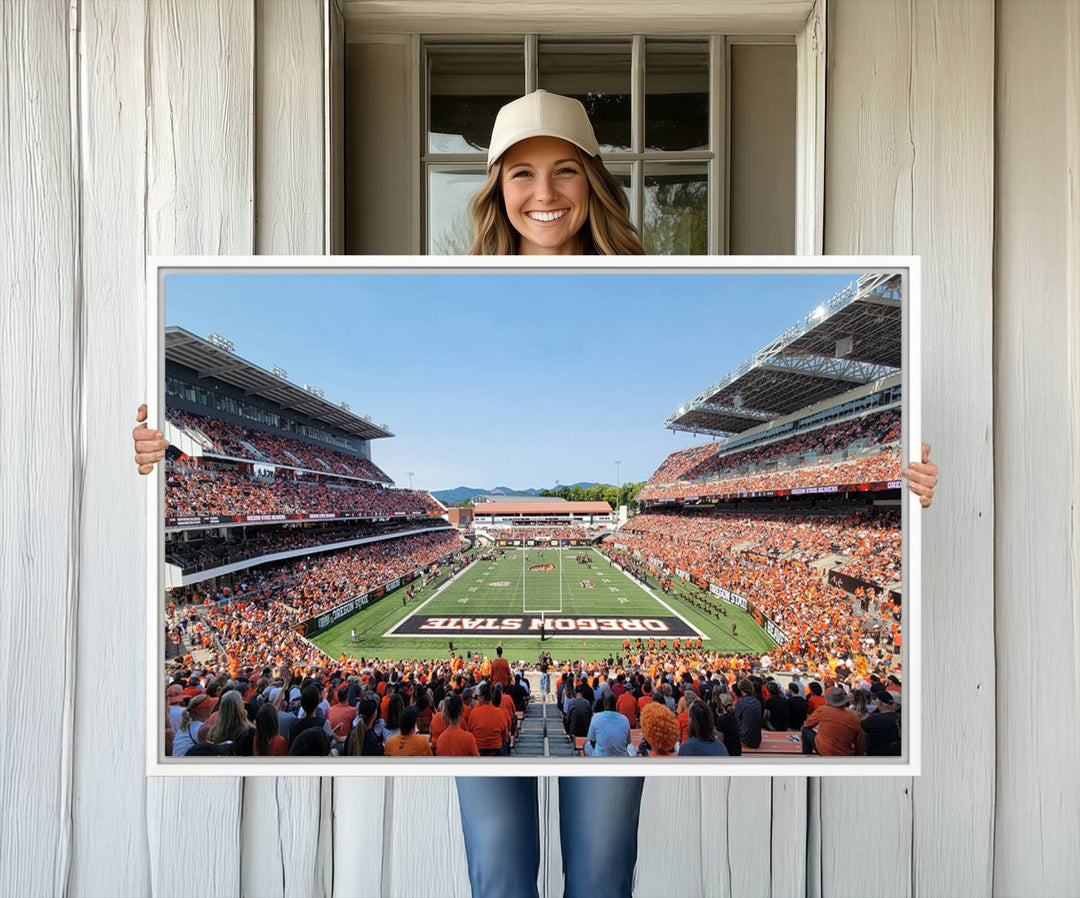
204, 691, 252, 744
468, 151, 645, 256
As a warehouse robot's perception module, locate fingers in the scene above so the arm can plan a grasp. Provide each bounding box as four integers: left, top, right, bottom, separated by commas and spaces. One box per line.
921, 442, 931, 464
133, 401, 168, 473
901, 467, 936, 489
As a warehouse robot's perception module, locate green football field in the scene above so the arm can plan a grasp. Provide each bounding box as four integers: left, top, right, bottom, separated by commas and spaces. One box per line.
310, 547, 776, 663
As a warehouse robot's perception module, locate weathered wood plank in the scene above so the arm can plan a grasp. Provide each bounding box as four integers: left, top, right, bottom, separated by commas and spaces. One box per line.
331, 779, 387, 898
697, 779, 776, 898
907, 3, 995, 896
636, 777, 706, 898
254, 0, 324, 255
384, 777, 471, 898
241, 3, 327, 895
0, 2, 78, 895
822, 4, 997, 898
994, 2, 1080, 894
145, 0, 255, 256
821, 4, 912, 896
145, 2, 255, 895
770, 777, 808, 898
822, 7, 914, 893
71, 1, 153, 893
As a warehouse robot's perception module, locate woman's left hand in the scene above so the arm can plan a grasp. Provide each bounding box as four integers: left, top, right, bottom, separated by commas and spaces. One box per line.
902, 442, 938, 509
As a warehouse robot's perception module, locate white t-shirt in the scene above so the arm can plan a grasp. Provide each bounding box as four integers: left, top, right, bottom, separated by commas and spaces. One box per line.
172, 720, 204, 757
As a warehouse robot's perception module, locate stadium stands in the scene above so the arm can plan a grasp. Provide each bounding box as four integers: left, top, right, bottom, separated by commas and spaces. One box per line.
640, 409, 901, 502
165, 460, 442, 520
167, 407, 394, 483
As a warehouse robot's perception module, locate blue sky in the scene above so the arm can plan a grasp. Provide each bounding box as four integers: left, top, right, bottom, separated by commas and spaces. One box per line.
165, 271, 858, 491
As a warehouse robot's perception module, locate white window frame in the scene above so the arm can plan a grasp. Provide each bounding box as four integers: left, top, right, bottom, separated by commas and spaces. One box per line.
402, 2, 825, 256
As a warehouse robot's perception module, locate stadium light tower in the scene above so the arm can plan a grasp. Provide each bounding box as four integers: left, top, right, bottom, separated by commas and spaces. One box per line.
614, 460, 622, 524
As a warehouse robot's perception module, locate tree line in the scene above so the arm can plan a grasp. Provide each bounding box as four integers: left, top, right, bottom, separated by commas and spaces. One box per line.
539, 482, 645, 509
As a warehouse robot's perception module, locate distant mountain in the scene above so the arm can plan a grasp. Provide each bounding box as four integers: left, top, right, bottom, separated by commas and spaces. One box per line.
430, 487, 489, 505
431, 482, 604, 504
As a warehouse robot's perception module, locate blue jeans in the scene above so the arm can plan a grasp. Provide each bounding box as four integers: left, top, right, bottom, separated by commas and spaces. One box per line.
455, 776, 645, 898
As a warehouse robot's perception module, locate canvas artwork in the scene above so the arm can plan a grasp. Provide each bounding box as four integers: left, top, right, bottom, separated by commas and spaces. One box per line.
149, 258, 917, 775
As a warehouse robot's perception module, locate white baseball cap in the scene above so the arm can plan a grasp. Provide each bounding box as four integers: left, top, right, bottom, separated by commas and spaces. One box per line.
486, 90, 601, 169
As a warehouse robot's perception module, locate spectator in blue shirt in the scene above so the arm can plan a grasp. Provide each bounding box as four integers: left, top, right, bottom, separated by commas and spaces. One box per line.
584, 692, 632, 757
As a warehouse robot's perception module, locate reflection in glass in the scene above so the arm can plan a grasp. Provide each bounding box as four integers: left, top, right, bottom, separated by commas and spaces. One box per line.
643, 164, 707, 254
645, 41, 709, 152
605, 164, 634, 219
428, 168, 487, 254
428, 44, 524, 154
538, 41, 632, 153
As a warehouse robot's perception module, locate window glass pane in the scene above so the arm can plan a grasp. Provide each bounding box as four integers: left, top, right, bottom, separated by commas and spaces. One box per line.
643, 163, 707, 254
538, 40, 631, 153
428, 167, 487, 254
428, 44, 524, 154
604, 163, 634, 221
645, 40, 709, 152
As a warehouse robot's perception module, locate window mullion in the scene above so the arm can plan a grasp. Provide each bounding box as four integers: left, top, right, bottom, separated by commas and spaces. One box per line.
631, 34, 645, 233
525, 34, 537, 93
709, 35, 726, 256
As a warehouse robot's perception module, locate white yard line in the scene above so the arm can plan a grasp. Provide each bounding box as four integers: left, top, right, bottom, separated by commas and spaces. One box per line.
594, 548, 708, 639
381, 563, 478, 637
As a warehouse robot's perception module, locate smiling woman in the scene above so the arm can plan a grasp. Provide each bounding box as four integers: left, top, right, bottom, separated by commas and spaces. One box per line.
466, 90, 645, 256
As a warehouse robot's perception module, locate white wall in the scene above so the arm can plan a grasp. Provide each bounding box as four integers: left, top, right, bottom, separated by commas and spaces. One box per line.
1, 2, 1077, 897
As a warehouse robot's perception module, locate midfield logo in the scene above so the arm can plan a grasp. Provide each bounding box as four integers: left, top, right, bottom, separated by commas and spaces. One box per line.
529, 564, 555, 572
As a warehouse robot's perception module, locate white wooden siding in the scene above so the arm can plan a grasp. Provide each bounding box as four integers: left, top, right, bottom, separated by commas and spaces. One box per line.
993, 1, 1080, 895
824, 3, 997, 897
0, 2, 1077, 897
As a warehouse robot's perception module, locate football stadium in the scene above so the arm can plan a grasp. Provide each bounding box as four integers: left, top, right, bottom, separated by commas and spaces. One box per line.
163, 273, 905, 760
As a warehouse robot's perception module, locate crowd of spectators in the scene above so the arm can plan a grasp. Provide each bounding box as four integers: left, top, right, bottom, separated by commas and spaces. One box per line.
165, 645, 900, 759
481, 526, 599, 541
609, 508, 902, 677
166, 530, 464, 672
641, 409, 901, 502
623, 507, 900, 573
166, 407, 393, 483
638, 452, 900, 501
166, 518, 452, 574
165, 460, 442, 520
645, 443, 717, 485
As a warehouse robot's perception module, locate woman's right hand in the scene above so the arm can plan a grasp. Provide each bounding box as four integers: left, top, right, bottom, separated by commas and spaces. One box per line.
133, 403, 169, 474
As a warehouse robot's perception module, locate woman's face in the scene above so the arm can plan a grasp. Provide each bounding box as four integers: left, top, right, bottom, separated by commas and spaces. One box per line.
499, 136, 590, 255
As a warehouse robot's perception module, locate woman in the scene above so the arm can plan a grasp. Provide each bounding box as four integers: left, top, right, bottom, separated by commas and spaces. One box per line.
713, 692, 743, 757
253, 701, 288, 757
345, 697, 383, 757
171, 694, 211, 758
677, 701, 729, 757
133, 89, 939, 898
201, 690, 255, 754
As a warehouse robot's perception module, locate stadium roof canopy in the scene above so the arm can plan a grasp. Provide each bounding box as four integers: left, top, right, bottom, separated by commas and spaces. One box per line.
165, 327, 393, 440
664, 273, 902, 437
473, 501, 613, 515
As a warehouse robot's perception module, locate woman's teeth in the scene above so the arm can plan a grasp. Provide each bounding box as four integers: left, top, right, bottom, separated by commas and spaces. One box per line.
527, 210, 567, 222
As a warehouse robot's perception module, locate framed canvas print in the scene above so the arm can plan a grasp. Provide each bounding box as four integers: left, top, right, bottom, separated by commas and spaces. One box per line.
146, 255, 920, 776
